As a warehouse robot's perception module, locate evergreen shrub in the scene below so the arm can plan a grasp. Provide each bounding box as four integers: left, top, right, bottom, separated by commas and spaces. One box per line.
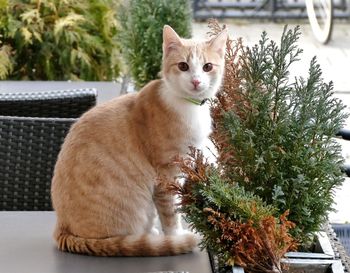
118, 0, 192, 89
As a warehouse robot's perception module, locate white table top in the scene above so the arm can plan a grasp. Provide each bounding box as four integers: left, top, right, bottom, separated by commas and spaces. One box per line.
0, 211, 212, 273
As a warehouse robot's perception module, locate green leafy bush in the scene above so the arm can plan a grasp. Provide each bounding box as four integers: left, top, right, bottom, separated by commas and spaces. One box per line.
118, 0, 192, 89
0, 0, 120, 80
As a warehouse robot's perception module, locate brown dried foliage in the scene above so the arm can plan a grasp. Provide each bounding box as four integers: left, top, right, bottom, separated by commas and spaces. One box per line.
207, 19, 250, 172
205, 208, 296, 273
170, 147, 212, 206
208, 19, 249, 121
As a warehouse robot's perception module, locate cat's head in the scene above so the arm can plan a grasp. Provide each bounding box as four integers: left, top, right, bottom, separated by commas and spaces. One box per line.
162, 25, 227, 102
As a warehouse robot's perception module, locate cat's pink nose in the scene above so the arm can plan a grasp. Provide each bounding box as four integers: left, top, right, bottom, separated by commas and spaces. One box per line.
191, 79, 201, 89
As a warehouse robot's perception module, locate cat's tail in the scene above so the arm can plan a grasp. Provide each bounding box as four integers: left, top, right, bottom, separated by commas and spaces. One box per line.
55, 232, 197, 256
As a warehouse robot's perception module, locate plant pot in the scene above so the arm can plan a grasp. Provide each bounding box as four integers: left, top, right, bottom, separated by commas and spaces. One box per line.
209, 226, 348, 273
281, 231, 343, 273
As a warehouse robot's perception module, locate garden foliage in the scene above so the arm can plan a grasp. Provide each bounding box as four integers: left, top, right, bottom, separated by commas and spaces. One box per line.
173, 148, 296, 273
118, 0, 192, 89
0, 0, 120, 80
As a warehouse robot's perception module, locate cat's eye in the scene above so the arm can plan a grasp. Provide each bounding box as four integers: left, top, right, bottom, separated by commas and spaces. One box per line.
203, 63, 213, 72
178, 62, 189, 72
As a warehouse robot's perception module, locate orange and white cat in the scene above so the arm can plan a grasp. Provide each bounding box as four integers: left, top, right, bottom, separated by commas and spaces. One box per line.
51, 25, 227, 256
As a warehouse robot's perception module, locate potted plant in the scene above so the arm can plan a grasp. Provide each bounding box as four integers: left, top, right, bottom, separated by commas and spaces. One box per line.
173, 20, 348, 273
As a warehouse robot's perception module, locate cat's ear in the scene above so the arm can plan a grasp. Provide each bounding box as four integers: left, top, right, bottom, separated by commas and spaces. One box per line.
208, 28, 228, 58
163, 25, 183, 56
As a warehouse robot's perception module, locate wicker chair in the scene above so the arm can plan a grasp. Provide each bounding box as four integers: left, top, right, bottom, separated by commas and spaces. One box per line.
334, 128, 350, 260
0, 89, 97, 211
337, 128, 350, 177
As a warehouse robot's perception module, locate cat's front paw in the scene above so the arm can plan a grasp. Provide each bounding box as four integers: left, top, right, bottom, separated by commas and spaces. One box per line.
165, 227, 194, 237
150, 227, 161, 235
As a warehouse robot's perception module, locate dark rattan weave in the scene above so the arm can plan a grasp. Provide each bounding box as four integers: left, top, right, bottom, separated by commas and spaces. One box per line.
0, 89, 97, 211
0, 89, 97, 118
0, 117, 75, 210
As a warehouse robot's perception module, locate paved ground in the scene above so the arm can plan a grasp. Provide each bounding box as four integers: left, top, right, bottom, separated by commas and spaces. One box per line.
194, 21, 350, 223
193, 21, 350, 92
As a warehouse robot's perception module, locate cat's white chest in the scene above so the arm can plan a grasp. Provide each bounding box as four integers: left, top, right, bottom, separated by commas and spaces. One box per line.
159, 87, 213, 151
179, 104, 212, 149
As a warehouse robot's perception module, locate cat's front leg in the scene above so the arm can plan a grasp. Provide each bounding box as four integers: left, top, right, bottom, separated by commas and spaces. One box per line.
153, 182, 181, 235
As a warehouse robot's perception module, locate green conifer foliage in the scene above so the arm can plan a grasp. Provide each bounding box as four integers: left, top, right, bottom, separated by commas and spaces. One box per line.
212, 25, 348, 245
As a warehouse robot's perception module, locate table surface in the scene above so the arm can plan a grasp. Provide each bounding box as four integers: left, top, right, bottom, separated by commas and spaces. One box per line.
0, 212, 213, 273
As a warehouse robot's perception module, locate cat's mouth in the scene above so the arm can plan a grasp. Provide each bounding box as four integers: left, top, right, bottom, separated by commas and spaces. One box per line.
188, 89, 213, 102
186, 91, 205, 101
191, 87, 202, 93
188, 86, 206, 96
